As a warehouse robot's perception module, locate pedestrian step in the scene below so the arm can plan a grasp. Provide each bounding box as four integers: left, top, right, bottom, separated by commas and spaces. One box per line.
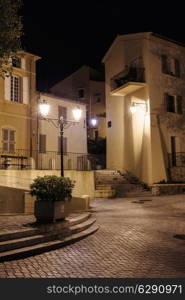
94, 189, 116, 198
0, 224, 99, 262
96, 185, 113, 190
0, 217, 97, 253
70, 217, 96, 234
0, 228, 40, 242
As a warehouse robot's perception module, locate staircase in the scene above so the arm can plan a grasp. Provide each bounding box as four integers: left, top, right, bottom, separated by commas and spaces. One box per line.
0, 213, 98, 262
94, 170, 152, 198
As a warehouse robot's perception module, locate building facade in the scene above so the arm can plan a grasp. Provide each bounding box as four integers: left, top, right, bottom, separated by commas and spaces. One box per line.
37, 92, 88, 170
0, 54, 89, 171
0, 52, 40, 165
102, 32, 185, 184
50, 65, 106, 140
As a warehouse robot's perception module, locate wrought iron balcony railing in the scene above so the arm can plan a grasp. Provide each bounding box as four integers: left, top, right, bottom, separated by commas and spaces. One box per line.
111, 67, 145, 92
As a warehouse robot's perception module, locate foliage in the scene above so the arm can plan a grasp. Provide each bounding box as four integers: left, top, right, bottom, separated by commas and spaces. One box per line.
0, 0, 22, 76
30, 176, 75, 202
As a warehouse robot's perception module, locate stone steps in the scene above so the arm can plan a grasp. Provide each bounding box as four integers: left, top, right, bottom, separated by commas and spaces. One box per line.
94, 170, 151, 198
0, 224, 99, 262
0, 213, 98, 262
94, 189, 116, 198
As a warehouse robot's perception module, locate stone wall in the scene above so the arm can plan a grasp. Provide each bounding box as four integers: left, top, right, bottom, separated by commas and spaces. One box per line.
151, 184, 185, 195
170, 167, 185, 182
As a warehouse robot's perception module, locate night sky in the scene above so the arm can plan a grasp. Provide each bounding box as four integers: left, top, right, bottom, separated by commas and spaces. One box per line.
21, 0, 184, 91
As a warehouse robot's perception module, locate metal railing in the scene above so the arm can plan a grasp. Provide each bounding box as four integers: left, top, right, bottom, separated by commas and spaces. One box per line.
168, 152, 185, 167
111, 67, 145, 91
0, 149, 106, 171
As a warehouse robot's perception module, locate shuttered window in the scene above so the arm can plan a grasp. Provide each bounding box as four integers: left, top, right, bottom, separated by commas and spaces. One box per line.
10, 76, 22, 102
2, 129, 15, 152
39, 134, 46, 153
161, 55, 180, 77
176, 95, 183, 114
58, 106, 67, 122
165, 93, 183, 114
58, 136, 67, 154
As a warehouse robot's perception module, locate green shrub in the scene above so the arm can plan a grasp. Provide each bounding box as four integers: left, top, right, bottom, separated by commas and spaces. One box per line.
30, 175, 75, 202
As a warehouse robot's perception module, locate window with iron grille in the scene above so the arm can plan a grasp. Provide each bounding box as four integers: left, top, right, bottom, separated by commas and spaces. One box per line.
10, 76, 20, 102
2, 129, 15, 152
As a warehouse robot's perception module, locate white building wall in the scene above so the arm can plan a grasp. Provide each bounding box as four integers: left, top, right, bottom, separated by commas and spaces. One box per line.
39, 93, 87, 154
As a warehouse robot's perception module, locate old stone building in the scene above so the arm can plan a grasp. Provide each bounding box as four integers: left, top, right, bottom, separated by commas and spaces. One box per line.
102, 32, 185, 184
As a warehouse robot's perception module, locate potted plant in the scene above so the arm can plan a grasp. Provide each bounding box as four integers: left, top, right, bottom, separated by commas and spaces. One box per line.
30, 175, 75, 223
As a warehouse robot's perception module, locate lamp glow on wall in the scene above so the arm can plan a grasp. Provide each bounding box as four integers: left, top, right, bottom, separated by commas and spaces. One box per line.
130, 102, 147, 114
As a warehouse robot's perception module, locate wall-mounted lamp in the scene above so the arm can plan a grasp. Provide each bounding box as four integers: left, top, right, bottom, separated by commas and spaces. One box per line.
130, 102, 147, 114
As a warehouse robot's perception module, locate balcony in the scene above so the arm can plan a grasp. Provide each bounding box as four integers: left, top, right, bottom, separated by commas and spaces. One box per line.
111, 67, 146, 96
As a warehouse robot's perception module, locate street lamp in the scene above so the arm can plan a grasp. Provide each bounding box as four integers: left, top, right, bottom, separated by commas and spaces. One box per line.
39, 100, 82, 177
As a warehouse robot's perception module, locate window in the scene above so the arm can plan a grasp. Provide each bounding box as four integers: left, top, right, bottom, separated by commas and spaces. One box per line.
39, 134, 46, 153
107, 121, 112, 128
11, 76, 21, 102
58, 106, 67, 121
78, 88, 85, 98
12, 57, 21, 68
171, 136, 177, 166
165, 93, 183, 114
161, 55, 180, 77
95, 130, 99, 141
58, 136, 67, 154
2, 129, 15, 152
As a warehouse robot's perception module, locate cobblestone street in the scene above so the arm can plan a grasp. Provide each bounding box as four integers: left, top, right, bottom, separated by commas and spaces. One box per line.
0, 195, 185, 278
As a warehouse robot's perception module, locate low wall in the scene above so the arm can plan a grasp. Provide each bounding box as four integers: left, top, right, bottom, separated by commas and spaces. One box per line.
0, 170, 95, 214
0, 186, 26, 213
170, 167, 185, 182
151, 184, 185, 196
0, 170, 95, 196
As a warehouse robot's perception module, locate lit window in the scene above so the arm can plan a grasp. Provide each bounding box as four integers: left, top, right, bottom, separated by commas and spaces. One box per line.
10, 76, 21, 102
2, 129, 15, 152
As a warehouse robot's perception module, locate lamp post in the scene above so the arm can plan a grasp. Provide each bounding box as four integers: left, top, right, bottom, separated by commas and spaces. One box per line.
39, 100, 82, 177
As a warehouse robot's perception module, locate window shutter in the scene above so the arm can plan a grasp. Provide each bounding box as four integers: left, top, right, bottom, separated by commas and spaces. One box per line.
176, 95, 183, 114
175, 59, 180, 77
58, 106, 67, 121
58, 136, 61, 154
2, 129, 8, 152
2, 129, 9, 141
19, 77, 23, 103
39, 134, 46, 153
166, 94, 175, 113
161, 55, 167, 73
63, 137, 67, 154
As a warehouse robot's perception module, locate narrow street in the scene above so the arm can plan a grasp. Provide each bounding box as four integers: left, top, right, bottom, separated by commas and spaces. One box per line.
0, 195, 185, 278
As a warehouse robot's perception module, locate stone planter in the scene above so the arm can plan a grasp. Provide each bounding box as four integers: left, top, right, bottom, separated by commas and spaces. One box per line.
34, 200, 67, 223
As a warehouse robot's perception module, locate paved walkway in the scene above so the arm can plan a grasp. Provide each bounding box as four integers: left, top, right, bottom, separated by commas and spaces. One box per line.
0, 194, 185, 278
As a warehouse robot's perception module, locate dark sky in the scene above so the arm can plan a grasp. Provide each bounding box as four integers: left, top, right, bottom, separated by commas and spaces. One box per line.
21, 0, 184, 91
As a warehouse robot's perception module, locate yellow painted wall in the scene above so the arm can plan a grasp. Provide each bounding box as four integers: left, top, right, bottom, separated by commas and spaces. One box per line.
0, 169, 95, 197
